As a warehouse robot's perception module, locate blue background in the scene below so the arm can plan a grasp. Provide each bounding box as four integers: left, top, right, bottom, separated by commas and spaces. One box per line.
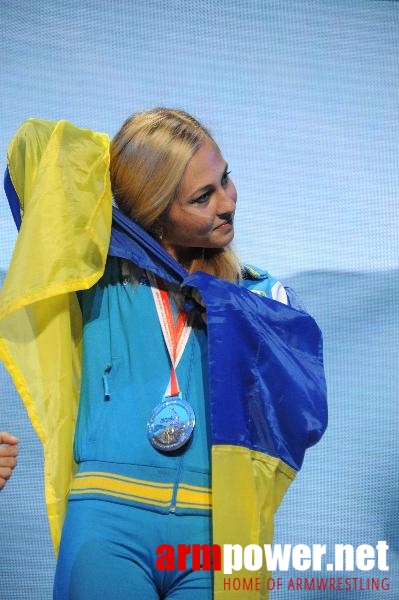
1, 1, 398, 597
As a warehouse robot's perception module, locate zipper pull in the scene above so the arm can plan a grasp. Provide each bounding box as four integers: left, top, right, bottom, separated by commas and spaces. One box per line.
102, 364, 112, 401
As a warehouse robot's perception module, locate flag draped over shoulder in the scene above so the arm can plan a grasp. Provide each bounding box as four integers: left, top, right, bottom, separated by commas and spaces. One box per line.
109, 210, 327, 597
0, 119, 112, 550
183, 271, 326, 597
1, 119, 327, 600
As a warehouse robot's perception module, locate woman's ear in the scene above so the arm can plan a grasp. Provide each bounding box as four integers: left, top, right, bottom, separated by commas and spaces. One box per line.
151, 220, 164, 241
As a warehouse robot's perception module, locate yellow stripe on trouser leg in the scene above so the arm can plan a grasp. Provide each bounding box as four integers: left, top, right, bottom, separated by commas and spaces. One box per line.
212, 445, 296, 600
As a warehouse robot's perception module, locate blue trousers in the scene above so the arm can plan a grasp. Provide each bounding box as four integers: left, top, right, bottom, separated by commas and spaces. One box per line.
54, 499, 213, 599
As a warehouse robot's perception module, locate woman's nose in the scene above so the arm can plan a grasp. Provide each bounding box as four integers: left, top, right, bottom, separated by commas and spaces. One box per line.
217, 184, 237, 215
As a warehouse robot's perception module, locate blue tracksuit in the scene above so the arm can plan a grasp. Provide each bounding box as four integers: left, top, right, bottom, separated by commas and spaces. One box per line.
54, 257, 291, 599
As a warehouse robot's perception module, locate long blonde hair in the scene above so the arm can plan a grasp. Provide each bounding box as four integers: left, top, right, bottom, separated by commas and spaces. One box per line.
110, 108, 241, 282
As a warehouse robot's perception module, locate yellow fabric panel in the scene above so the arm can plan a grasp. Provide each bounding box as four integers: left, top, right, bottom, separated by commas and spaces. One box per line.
2, 119, 111, 313
0, 119, 112, 553
212, 445, 296, 600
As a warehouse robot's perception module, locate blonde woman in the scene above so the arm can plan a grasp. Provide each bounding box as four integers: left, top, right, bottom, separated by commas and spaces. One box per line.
3, 109, 326, 600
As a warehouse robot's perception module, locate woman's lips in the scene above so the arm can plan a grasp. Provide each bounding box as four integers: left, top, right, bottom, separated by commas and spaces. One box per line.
215, 219, 233, 230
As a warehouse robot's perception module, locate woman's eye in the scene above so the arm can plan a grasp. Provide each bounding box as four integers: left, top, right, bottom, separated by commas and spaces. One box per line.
191, 191, 211, 204
221, 170, 231, 186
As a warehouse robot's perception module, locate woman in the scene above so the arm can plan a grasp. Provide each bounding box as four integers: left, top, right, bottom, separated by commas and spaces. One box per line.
2, 109, 326, 599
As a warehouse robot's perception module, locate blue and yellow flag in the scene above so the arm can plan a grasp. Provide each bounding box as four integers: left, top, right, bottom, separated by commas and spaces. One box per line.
1, 119, 327, 599
0, 119, 112, 549
109, 208, 327, 598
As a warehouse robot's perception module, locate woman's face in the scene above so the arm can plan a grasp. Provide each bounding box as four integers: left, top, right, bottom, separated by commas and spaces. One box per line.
161, 140, 237, 262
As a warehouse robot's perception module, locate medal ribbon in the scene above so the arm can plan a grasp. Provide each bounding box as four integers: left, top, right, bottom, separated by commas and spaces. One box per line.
147, 271, 191, 397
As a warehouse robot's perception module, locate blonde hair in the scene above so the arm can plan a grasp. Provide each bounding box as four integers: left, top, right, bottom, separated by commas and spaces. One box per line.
110, 108, 241, 282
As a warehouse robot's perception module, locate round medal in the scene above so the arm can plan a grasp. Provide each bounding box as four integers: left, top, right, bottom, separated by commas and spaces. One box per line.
147, 398, 195, 452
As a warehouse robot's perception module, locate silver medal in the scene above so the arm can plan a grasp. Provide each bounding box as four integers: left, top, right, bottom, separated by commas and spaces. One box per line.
147, 397, 195, 452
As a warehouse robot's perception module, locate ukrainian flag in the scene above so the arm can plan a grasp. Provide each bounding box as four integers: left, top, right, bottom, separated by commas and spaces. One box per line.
0, 119, 112, 549
110, 209, 327, 598
0, 119, 327, 599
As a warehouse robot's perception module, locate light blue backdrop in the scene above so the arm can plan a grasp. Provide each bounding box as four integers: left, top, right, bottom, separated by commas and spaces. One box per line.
1, 1, 398, 598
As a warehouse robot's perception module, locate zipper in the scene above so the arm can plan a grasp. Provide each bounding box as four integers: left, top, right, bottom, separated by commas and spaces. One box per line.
102, 363, 112, 401
169, 458, 183, 513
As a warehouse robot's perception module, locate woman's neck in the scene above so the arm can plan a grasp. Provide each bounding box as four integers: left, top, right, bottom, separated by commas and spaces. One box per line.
161, 242, 204, 272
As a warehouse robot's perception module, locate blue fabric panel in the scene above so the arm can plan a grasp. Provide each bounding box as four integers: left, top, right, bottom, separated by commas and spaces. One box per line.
109, 208, 327, 471
110, 207, 187, 283
184, 271, 327, 471
3, 167, 21, 230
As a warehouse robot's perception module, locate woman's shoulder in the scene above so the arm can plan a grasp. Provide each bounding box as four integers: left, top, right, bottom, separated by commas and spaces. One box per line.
240, 264, 304, 310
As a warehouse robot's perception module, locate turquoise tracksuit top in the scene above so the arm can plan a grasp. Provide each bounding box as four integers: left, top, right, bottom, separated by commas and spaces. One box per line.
71, 257, 289, 514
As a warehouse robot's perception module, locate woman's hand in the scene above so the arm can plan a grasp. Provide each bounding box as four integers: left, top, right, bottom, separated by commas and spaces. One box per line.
0, 432, 19, 491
